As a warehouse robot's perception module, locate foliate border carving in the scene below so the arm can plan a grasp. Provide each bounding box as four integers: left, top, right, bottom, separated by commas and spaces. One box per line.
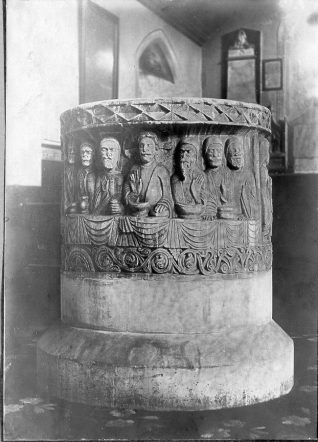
60, 98, 271, 135
65, 246, 95, 272
64, 244, 272, 276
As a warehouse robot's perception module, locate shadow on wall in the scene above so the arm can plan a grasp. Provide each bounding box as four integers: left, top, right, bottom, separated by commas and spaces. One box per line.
4, 163, 318, 346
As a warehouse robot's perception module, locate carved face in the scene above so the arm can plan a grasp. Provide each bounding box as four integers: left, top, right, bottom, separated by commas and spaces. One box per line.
180, 144, 196, 176
154, 253, 166, 270
139, 136, 156, 164
80, 144, 94, 167
100, 139, 120, 170
205, 143, 223, 168
67, 142, 76, 164
227, 141, 244, 169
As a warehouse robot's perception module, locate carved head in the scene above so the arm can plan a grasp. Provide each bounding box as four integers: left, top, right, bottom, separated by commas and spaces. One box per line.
80, 142, 95, 168
138, 131, 158, 165
99, 137, 121, 171
203, 136, 224, 169
178, 140, 198, 178
154, 252, 166, 270
225, 137, 244, 170
237, 29, 248, 46
67, 139, 77, 165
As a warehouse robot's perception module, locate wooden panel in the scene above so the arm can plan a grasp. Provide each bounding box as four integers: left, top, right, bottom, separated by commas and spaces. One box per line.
79, 0, 118, 103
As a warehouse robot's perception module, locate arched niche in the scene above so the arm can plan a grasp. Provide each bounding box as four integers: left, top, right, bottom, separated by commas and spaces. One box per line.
135, 30, 178, 98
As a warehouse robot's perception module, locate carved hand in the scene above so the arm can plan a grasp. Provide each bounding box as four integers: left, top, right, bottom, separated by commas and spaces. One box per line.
153, 203, 169, 217
129, 170, 143, 199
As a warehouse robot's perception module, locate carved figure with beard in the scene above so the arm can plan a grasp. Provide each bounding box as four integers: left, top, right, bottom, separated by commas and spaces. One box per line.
219, 137, 257, 220
93, 137, 124, 215
171, 140, 206, 219
124, 131, 173, 217
77, 142, 96, 214
203, 136, 227, 219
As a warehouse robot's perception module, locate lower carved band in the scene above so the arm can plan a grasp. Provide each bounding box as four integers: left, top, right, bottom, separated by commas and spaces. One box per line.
64, 244, 272, 276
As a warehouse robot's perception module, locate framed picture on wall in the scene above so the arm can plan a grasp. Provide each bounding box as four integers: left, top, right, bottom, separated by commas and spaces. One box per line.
79, 0, 119, 103
222, 29, 261, 104
262, 58, 283, 91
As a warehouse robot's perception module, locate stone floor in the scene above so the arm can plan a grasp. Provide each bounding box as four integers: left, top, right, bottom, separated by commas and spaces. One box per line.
4, 332, 317, 440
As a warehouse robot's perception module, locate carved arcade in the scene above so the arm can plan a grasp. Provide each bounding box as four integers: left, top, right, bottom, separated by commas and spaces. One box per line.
61, 98, 272, 276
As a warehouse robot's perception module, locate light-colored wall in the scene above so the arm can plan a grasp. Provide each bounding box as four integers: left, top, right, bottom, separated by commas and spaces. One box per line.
202, 1, 318, 173
92, 0, 202, 99
282, 0, 318, 173
6, 0, 79, 186
6, 0, 202, 186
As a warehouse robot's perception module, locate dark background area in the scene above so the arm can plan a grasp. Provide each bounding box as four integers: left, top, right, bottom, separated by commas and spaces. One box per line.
272, 174, 318, 335
4, 160, 318, 352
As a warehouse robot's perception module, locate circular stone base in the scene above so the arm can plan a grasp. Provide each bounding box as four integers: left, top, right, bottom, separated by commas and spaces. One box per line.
37, 320, 293, 410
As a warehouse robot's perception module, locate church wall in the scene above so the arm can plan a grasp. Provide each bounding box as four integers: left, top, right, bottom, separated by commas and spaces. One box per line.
201, 1, 318, 173
92, 0, 202, 99
6, 0, 79, 187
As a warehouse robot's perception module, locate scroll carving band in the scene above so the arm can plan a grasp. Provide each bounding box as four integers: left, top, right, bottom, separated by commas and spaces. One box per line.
64, 244, 272, 276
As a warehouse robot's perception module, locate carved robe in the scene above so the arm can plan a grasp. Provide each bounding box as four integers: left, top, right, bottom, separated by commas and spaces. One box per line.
171, 169, 206, 207
77, 166, 96, 213
205, 167, 227, 218
223, 168, 257, 219
64, 164, 77, 213
94, 171, 124, 215
260, 164, 272, 241
124, 162, 173, 215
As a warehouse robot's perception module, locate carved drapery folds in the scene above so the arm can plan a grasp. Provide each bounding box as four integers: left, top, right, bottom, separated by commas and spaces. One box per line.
61, 98, 272, 276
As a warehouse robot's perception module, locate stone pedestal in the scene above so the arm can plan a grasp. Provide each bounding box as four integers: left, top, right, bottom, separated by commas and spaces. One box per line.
37, 98, 294, 409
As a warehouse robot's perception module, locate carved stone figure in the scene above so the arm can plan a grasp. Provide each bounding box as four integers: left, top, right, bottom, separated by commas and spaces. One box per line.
77, 142, 96, 214
93, 137, 124, 215
203, 136, 227, 219
64, 139, 77, 214
232, 29, 252, 50
260, 139, 273, 241
220, 137, 257, 220
171, 139, 206, 219
124, 131, 173, 217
